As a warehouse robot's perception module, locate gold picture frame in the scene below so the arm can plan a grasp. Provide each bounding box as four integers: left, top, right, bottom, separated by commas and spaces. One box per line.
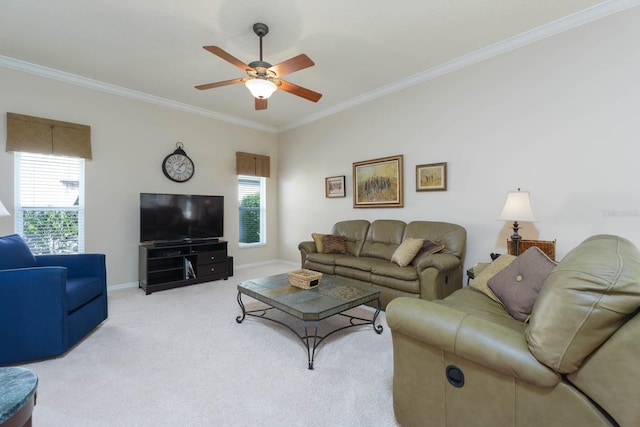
353, 155, 404, 208
325, 175, 346, 198
416, 162, 447, 192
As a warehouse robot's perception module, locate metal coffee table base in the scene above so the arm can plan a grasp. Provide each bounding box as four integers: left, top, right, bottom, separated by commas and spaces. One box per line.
236, 292, 383, 369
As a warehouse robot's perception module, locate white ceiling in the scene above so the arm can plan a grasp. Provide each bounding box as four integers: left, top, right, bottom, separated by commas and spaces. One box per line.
0, 0, 632, 132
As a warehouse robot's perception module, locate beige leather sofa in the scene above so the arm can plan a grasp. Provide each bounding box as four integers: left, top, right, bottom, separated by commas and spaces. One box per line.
387, 234, 640, 427
298, 219, 466, 309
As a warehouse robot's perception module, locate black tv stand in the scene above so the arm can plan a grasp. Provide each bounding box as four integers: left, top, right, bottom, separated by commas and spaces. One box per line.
152, 237, 219, 248
139, 240, 229, 294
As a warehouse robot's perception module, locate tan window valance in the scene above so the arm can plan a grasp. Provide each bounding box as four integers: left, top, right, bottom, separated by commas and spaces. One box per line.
6, 112, 92, 160
236, 151, 270, 177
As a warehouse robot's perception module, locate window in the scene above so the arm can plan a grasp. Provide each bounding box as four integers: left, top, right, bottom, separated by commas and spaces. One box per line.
14, 152, 85, 254
238, 175, 265, 246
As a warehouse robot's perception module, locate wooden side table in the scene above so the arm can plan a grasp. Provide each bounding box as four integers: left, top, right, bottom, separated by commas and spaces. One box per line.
0, 367, 38, 427
466, 262, 490, 285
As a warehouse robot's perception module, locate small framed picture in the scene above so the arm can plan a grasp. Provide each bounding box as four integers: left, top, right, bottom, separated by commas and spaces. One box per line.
325, 175, 346, 198
416, 162, 447, 192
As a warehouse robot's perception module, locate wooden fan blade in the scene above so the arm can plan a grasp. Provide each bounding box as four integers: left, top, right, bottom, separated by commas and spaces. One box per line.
203, 46, 252, 71
278, 80, 322, 102
269, 54, 314, 78
255, 98, 268, 110
195, 78, 245, 90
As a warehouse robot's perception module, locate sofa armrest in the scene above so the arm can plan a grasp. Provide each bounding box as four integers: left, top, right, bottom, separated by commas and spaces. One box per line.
414, 252, 460, 271
298, 241, 317, 268
36, 253, 106, 282
387, 297, 560, 387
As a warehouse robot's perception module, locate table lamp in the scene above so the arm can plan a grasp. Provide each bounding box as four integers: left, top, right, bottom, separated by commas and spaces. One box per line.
498, 188, 537, 256
0, 199, 10, 217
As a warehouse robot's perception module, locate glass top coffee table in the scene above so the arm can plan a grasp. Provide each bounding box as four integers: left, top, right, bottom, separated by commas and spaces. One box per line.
236, 273, 383, 369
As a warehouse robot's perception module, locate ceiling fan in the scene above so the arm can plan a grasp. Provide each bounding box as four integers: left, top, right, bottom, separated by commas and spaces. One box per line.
195, 23, 322, 111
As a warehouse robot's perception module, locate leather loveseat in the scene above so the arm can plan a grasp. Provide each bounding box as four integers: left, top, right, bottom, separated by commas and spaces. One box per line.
0, 234, 108, 365
387, 234, 640, 427
298, 219, 466, 309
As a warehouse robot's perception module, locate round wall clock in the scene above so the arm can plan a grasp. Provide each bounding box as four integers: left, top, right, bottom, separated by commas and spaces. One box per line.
162, 142, 194, 182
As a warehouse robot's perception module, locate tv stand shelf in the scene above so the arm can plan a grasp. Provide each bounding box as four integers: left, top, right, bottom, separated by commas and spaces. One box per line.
139, 240, 228, 295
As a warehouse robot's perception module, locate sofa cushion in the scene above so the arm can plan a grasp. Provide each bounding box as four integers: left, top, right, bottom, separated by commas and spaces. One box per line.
361, 220, 406, 260
306, 252, 343, 265
488, 247, 556, 321
436, 287, 529, 333
311, 233, 326, 253
526, 234, 640, 373
0, 234, 37, 270
372, 262, 419, 281
323, 235, 347, 254
371, 274, 420, 294
336, 255, 388, 272
410, 240, 445, 266
331, 220, 370, 256
470, 255, 517, 302
391, 238, 423, 267
66, 276, 104, 312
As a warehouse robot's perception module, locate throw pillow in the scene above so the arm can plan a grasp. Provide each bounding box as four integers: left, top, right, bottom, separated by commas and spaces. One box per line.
488, 247, 557, 321
323, 235, 347, 254
410, 239, 445, 266
0, 234, 37, 270
391, 238, 424, 267
311, 233, 326, 253
470, 254, 517, 303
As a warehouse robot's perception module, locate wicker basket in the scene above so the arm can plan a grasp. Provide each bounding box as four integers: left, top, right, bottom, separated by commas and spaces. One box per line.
508, 239, 556, 260
287, 269, 322, 289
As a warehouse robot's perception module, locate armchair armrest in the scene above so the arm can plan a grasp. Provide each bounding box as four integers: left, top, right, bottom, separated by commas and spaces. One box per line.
0, 267, 69, 362
36, 253, 106, 281
387, 297, 560, 388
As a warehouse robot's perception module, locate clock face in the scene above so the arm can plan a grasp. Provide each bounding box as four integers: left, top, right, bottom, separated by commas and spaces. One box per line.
163, 153, 194, 182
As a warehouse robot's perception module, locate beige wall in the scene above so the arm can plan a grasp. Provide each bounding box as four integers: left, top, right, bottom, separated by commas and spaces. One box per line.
0, 67, 279, 286
277, 7, 640, 272
1, 7, 639, 287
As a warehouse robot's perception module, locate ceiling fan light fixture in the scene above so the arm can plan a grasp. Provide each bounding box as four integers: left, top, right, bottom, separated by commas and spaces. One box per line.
245, 78, 277, 99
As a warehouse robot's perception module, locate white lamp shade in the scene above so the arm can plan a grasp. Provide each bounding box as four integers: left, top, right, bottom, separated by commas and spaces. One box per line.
245, 78, 277, 99
498, 190, 537, 222
0, 199, 10, 217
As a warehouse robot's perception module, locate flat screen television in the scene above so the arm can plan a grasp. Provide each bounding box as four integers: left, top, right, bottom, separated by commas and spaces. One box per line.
140, 193, 224, 243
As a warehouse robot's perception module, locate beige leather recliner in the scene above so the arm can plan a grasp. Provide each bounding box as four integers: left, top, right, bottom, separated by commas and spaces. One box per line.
387, 234, 640, 427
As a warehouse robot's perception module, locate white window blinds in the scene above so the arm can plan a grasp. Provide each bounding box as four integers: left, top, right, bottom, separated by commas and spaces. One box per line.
15, 152, 85, 254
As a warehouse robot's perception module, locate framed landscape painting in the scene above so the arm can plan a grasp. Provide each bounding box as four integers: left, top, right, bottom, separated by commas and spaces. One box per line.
325, 175, 346, 198
416, 162, 447, 191
353, 155, 403, 208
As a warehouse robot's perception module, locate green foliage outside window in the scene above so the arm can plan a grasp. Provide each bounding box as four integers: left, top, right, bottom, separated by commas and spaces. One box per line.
239, 193, 260, 243
22, 210, 79, 254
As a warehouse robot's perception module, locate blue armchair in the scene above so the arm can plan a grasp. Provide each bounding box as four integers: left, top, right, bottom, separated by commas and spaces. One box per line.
0, 234, 108, 365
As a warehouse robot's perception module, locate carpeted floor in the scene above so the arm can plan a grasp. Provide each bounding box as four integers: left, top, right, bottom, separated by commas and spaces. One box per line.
21, 262, 399, 426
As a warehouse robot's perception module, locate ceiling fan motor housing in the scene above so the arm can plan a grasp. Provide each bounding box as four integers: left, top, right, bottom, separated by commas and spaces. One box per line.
253, 23, 269, 37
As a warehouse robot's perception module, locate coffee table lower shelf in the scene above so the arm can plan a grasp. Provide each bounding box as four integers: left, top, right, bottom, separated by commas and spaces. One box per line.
235, 274, 383, 370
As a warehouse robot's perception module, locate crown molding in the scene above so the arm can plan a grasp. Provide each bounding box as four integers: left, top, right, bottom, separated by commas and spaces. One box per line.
280, 0, 640, 132
0, 55, 278, 133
